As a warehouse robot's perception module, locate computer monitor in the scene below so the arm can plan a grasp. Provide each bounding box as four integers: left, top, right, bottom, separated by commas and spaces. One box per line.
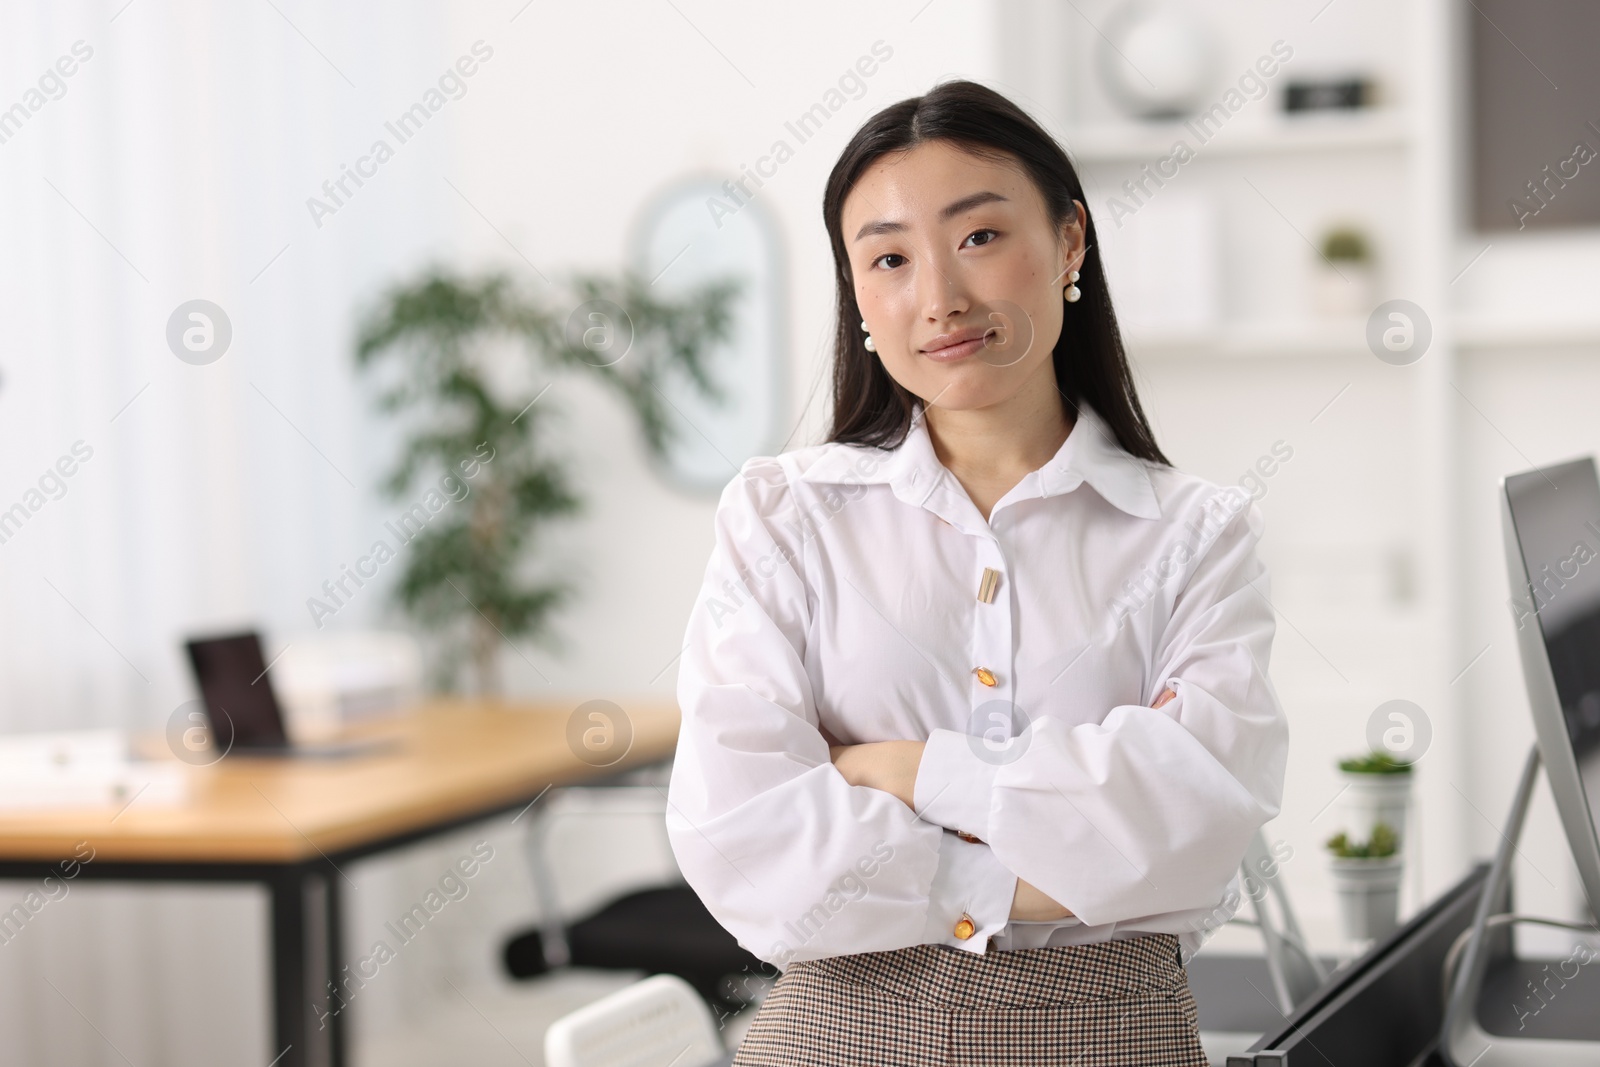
184, 631, 292, 751
1501, 455, 1600, 924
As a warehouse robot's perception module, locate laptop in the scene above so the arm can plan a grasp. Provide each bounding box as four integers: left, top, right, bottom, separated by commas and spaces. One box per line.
184, 631, 395, 759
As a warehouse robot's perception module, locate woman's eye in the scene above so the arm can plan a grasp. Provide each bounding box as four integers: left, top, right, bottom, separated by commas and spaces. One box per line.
871, 252, 906, 270
964, 228, 999, 248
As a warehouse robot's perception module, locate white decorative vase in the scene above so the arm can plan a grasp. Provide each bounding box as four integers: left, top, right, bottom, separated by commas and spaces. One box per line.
1096, 1, 1221, 120
1329, 855, 1404, 943
1338, 769, 1412, 843
1313, 261, 1376, 317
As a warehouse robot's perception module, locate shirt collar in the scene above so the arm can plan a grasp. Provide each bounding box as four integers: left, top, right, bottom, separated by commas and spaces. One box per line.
798, 400, 1162, 520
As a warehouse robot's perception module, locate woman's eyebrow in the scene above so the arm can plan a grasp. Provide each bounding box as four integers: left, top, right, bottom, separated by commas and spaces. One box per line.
852, 190, 1010, 241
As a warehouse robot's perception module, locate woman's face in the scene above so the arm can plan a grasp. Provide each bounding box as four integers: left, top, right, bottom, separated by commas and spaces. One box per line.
841, 139, 1086, 413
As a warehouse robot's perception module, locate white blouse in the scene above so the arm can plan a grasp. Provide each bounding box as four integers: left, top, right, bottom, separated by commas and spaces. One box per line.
665, 399, 1290, 969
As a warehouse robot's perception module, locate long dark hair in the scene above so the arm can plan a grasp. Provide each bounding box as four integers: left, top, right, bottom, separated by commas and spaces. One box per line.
821, 79, 1169, 466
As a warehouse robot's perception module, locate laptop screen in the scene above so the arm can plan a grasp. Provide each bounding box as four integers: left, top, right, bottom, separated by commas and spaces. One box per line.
184, 631, 290, 750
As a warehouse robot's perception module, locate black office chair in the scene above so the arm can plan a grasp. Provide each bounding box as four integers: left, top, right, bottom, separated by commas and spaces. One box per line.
501, 773, 775, 1016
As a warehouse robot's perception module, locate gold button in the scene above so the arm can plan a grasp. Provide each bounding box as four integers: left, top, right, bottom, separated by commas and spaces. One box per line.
973, 666, 997, 687
977, 567, 1000, 604
953, 913, 976, 940
956, 831, 983, 844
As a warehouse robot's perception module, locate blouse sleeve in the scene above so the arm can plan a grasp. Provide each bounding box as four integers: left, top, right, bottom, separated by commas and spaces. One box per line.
666, 458, 1018, 968
911, 488, 1290, 928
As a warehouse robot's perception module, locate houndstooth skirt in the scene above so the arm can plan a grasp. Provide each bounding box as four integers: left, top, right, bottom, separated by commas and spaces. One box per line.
731, 932, 1208, 1067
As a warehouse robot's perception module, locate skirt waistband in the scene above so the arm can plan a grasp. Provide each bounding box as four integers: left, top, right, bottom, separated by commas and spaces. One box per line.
788, 932, 1184, 1011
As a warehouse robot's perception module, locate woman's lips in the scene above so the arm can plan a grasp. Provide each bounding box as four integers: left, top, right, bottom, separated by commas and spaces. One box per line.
921, 329, 996, 362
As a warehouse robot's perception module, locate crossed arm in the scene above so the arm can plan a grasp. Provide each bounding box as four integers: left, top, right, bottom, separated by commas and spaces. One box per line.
827, 687, 1179, 922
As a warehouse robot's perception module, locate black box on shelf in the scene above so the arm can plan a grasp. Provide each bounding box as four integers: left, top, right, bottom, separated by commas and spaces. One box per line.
1284, 78, 1373, 112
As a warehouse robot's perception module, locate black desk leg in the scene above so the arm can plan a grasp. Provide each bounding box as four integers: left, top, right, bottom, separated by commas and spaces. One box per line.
325, 859, 346, 1067
270, 865, 343, 1067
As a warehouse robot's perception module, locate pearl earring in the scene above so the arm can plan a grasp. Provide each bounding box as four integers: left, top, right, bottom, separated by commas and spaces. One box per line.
1064, 270, 1081, 304
860, 319, 876, 353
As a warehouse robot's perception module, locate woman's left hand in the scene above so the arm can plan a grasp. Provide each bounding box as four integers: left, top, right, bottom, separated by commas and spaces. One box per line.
829, 740, 926, 809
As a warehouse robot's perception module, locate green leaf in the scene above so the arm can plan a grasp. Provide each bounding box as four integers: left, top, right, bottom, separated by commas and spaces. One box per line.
353, 265, 739, 693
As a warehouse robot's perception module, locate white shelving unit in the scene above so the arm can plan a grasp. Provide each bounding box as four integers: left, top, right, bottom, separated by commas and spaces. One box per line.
1455, 313, 1600, 350
1062, 107, 1412, 164
998, 0, 1467, 958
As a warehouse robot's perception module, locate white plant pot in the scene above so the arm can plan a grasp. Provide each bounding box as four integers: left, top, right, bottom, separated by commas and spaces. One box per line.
1338, 770, 1412, 844
1329, 855, 1404, 943
1312, 261, 1376, 317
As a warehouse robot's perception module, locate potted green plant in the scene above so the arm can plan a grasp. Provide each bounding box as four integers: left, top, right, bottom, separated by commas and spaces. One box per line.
1337, 749, 1413, 844
1326, 823, 1403, 942
1313, 223, 1376, 317
354, 266, 738, 695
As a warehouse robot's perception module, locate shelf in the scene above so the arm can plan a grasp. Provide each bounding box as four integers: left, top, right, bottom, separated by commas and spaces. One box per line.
1062, 108, 1412, 164
1455, 314, 1600, 350
1126, 315, 1600, 357
1123, 317, 1370, 359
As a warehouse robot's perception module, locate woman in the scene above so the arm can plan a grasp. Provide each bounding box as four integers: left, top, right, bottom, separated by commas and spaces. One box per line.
666, 79, 1289, 1066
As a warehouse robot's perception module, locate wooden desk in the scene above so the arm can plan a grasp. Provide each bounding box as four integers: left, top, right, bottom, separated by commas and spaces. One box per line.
0, 699, 680, 1067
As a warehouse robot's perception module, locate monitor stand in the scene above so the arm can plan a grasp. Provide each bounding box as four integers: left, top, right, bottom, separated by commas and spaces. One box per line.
1441, 745, 1600, 1066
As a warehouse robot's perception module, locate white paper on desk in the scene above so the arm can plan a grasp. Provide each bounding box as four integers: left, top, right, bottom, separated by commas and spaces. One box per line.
0, 763, 188, 811
0, 729, 188, 810
0, 728, 127, 768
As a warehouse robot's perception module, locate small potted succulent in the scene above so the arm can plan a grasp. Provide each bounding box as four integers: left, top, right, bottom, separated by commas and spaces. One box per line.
1326, 823, 1403, 942
1338, 750, 1413, 843
1313, 224, 1376, 317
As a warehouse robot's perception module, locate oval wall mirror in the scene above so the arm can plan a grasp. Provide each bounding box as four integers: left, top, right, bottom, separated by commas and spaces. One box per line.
630, 175, 787, 494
